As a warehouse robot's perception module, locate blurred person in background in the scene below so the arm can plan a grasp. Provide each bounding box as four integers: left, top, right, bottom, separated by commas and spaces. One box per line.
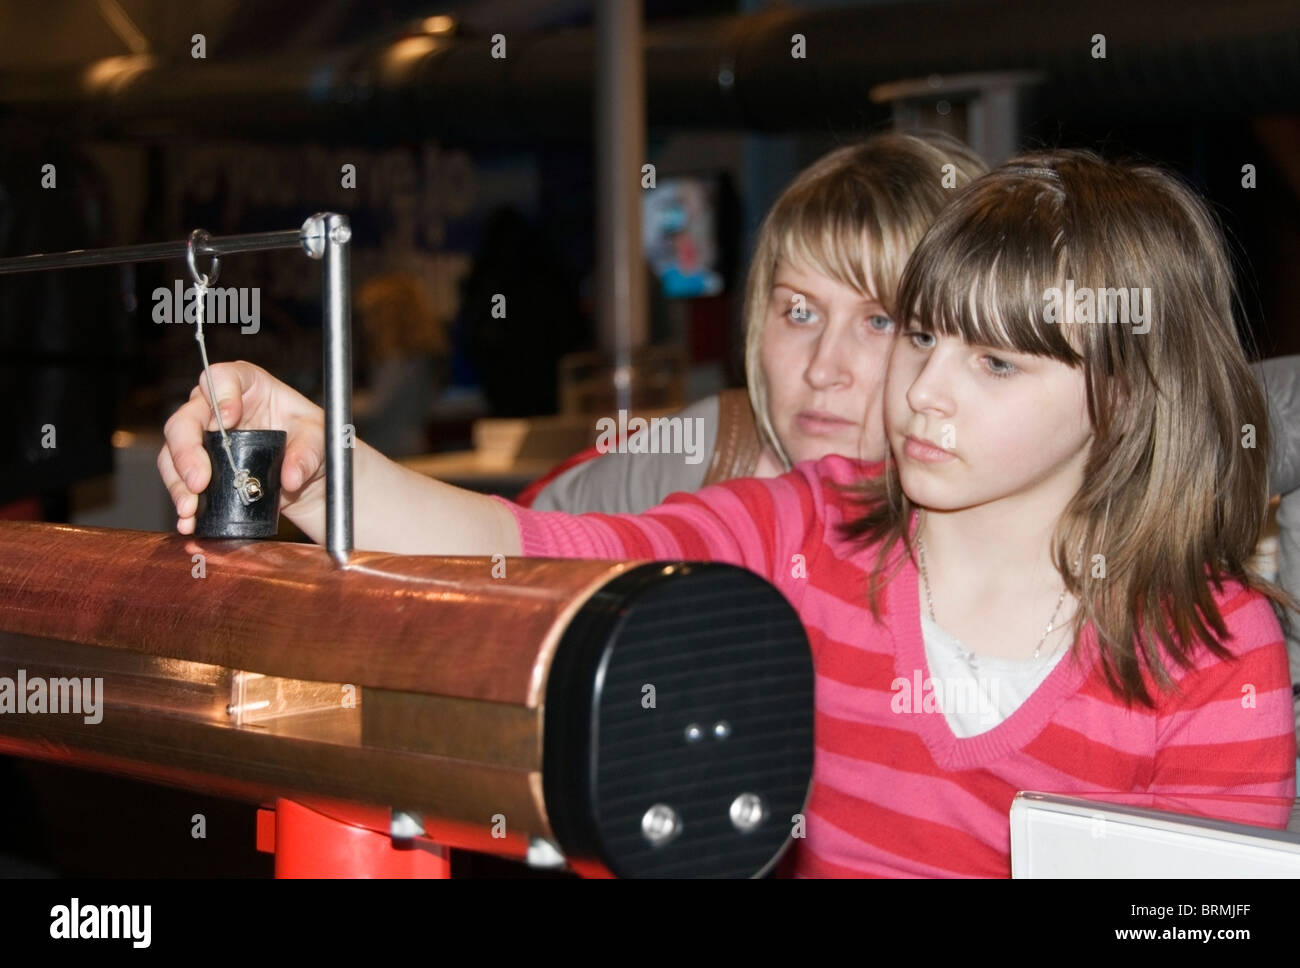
353, 272, 449, 459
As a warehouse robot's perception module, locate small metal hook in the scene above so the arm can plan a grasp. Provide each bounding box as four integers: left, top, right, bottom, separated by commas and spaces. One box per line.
186, 228, 221, 288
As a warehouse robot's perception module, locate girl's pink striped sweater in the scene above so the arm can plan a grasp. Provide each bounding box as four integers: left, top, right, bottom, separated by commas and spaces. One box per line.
492, 454, 1297, 877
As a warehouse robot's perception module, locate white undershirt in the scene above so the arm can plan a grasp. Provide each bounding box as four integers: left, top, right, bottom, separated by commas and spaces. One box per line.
919, 610, 1069, 738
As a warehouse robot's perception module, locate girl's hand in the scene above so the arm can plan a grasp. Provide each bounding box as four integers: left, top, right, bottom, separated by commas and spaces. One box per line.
157, 361, 326, 535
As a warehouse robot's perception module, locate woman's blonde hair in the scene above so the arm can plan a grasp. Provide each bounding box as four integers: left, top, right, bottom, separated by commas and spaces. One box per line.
743, 131, 988, 469
840, 149, 1297, 707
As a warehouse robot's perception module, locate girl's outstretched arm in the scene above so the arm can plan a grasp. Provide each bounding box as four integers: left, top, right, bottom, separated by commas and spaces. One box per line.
157, 361, 829, 582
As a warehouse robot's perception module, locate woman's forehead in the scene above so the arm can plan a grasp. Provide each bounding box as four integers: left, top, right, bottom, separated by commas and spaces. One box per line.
771, 254, 878, 301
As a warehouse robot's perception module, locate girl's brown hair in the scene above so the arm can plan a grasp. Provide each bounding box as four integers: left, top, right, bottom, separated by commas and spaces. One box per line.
742, 131, 987, 469
840, 149, 1296, 707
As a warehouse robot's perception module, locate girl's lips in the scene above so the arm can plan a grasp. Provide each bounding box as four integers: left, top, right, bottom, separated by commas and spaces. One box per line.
902, 435, 955, 463
796, 412, 855, 436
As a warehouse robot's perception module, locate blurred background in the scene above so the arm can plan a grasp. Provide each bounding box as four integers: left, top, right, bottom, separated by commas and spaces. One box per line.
1, 0, 1299, 875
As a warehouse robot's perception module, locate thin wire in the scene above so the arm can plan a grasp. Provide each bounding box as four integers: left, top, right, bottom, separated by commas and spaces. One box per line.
193, 279, 241, 480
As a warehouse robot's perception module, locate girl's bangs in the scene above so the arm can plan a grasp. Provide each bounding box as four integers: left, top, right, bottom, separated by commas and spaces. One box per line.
900, 189, 1084, 365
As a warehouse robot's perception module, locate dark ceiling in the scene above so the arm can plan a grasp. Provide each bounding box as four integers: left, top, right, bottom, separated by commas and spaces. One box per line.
0, 0, 734, 68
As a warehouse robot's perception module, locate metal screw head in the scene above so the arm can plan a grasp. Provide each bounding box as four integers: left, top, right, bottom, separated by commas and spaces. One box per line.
641, 804, 682, 847
684, 723, 703, 743
330, 223, 352, 245
301, 214, 329, 259
729, 793, 767, 833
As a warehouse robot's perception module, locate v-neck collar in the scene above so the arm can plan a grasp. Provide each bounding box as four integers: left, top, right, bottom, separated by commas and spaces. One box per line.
886, 527, 1095, 771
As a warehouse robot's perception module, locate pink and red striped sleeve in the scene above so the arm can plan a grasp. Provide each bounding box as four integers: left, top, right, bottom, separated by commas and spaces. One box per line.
490, 464, 826, 596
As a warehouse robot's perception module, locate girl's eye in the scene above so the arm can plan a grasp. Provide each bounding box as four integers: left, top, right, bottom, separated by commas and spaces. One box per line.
904, 330, 935, 349
984, 355, 1018, 378
867, 314, 895, 333
786, 303, 818, 324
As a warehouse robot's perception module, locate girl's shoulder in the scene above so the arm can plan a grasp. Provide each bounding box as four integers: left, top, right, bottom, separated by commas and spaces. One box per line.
1205, 576, 1286, 658
787, 453, 888, 491
703, 452, 885, 505
1151, 576, 1288, 687
793, 454, 890, 524
683, 453, 887, 550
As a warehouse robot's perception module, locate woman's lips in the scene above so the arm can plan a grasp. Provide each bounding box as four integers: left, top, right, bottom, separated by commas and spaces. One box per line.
796, 412, 855, 437
902, 435, 955, 463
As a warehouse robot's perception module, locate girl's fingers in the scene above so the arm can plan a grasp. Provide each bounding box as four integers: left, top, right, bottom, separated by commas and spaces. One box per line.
282, 417, 326, 492
163, 394, 214, 493
195, 363, 249, 431
156, 444, 199, 524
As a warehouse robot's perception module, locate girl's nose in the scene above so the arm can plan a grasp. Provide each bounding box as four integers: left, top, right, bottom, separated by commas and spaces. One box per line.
906, 349, 954, 415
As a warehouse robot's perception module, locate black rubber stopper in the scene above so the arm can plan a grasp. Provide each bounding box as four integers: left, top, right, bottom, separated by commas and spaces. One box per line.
194, 429, 286, 539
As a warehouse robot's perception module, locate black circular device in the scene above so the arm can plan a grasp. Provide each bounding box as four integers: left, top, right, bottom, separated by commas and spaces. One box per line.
195, 429, 286, 539
543, 561, 815, 878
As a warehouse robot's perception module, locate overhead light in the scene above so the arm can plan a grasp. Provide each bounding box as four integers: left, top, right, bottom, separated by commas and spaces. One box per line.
421, 15, 456, 35
385, 35, 441, 75
83, 53, 155, 94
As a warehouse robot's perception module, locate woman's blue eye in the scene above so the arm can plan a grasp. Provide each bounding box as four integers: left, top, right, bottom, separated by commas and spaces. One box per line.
867, 314, 895, 332
904, 330, 935, 349
787, 305, 818, 324
984, 355, 1017, 378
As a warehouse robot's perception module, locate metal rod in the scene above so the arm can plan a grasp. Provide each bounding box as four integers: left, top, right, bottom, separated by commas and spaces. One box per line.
0, 216, 352, 566
319, 214, 353, 565
595, 0, 647, 415
0, 227, 317, 274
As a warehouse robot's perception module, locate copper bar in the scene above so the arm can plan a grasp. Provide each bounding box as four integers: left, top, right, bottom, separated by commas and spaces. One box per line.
0, 698, 544, 858
0, 520, 816, 877
0, 520, 636, 703
0, 520, 635, 853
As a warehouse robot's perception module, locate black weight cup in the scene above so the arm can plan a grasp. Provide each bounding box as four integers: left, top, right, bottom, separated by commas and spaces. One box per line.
195, 430, 286, 539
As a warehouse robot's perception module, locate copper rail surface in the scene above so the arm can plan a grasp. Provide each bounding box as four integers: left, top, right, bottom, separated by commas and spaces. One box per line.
0, 520, 644, 858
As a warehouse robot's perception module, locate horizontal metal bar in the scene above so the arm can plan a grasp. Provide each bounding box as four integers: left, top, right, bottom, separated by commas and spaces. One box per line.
0, 215, 353, 566
0, 226, 319, 275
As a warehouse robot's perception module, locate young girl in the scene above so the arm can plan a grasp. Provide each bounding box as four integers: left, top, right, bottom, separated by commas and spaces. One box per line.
526, 131, 987, 513
158, 151, 1296, 877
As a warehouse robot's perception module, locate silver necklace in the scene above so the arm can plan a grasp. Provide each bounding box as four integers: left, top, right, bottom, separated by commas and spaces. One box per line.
915, 533, 1074, 670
